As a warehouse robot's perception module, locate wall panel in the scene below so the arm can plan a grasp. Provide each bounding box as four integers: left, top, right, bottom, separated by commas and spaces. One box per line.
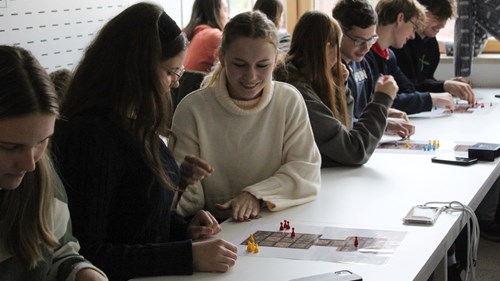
0, 0, 178, 71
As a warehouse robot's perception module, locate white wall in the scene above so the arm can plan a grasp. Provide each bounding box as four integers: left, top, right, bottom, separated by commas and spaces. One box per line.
435, 56, 500, 88
0, 0, 185, 72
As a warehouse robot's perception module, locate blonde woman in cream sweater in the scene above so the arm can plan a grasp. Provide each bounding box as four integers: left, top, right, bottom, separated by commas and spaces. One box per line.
170, 11, 321, 222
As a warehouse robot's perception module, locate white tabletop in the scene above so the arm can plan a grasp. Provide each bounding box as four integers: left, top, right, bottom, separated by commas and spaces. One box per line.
132, 89, 500, 281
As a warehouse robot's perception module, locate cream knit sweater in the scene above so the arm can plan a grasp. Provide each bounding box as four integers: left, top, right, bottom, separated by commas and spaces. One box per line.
170, 74, 321, 219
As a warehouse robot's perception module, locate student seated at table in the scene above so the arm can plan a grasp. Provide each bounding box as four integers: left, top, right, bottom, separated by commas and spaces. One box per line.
273, 11, 399, 167
170, 11, 321, 222
332, 0, 415, 138
365, 0, 456, 114
253, 0, 291, 54
391, 0, 474, 104
0, 45, 107, 281
51, 3, 237, 281
183, 0, 229, 72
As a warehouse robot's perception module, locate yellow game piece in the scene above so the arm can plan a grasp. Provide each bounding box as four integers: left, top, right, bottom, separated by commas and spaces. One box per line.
254, 243, 259, 253
247, 241, 254, 252
249, 234, 254, 243
437, 140, 440, 148
405, 139, 410, 148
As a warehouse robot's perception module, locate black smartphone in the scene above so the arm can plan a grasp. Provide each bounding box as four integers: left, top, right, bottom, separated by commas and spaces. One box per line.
431, 156, 478, 166
495, 94, 500, 98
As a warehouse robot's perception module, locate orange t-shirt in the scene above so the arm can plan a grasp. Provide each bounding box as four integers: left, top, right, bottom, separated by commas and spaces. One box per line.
184, 25, 222, 73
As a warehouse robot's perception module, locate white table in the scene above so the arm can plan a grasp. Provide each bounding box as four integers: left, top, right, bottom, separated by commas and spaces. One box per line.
133, 89, 500, 281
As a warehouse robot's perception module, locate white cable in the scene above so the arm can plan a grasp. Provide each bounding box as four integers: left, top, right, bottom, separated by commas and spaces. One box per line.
423, 201, 479, 281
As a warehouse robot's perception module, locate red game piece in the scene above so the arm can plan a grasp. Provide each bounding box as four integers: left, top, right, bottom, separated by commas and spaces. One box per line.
481, 103, 485, 108
291, 227, 295, 238
354, 236, 359, 248
279, 222, 284, 231
491, 102, 493, 107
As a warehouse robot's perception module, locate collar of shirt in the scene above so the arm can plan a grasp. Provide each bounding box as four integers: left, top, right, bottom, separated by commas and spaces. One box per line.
371, 42, 390, 60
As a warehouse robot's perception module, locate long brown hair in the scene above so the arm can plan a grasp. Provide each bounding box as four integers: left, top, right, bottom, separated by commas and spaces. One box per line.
283, 11, 348, 126
61, 3, 188, 191
183, 0, 225, 40
0, 45, 59, 268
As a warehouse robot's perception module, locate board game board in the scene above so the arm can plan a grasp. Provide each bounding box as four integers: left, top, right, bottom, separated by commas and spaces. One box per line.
377, 140, 434, 151
409, 98, 496, 118
444, 100, 496, 114
242, 230, 321, 249
241, 231, 387, 253
377, 139, 473, 155
232, 222, 406, 265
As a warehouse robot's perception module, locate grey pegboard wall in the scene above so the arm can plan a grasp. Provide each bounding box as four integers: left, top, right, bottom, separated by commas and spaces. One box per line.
0, 0, 183, 72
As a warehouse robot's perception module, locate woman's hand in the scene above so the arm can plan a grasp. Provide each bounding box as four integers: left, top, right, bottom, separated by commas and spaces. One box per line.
386, 117, 415, 138
192, 239, 237, 272
179, 155, 214, 189
188, 210, 222, 240
388, 108, 409, 121
339, 62, 349, 83
215, 192, 261, 222
374, 75, 398, 100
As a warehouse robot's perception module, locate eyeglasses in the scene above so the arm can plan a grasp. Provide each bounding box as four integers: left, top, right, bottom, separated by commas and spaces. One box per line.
343, 33, 379, 47
408, 18, 418, 32
167, 66, 185, 79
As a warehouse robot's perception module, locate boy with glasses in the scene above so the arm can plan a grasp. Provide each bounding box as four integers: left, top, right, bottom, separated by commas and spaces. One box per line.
365, 0, 456, 115
333, 0, 414, 138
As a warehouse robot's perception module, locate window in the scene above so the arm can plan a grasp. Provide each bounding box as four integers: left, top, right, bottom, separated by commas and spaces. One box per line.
227, 0, 254, 17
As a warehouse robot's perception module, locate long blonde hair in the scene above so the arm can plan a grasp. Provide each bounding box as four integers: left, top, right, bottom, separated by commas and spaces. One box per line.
202, 11, 278, 88
0, 45, 60, 268
0, 154, 60, 269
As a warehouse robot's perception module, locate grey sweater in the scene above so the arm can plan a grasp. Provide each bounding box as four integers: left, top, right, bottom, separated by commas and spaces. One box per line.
274, 63, 393, 167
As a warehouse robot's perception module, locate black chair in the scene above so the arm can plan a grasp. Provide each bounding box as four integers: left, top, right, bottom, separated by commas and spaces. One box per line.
171, 70, 206, 112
